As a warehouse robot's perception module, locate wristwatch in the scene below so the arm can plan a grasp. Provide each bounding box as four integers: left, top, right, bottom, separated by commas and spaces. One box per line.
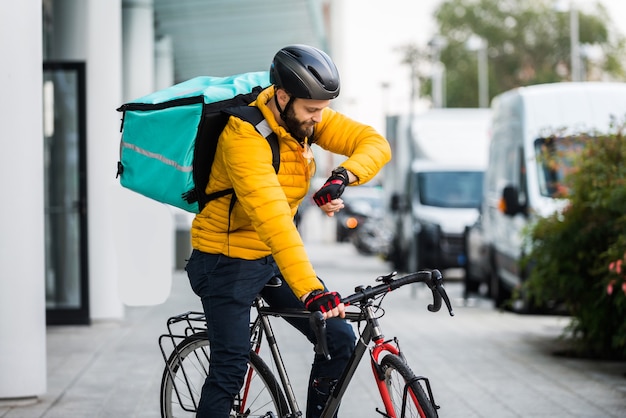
304, 289, 324, 303
331, 166, 349, 184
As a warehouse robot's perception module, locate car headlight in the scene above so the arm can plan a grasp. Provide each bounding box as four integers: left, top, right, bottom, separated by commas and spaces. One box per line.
345, 217, 359, 229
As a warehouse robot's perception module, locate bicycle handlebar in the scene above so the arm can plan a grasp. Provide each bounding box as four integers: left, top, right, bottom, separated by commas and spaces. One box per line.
308, 270, 454, 360
261, 270, 454, 362
342, 269, 454, 317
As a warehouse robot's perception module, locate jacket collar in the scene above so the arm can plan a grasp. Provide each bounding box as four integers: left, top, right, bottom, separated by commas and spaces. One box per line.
255, 86, 309, 145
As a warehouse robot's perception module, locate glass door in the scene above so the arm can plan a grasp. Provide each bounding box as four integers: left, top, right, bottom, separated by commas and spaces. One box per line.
43, 62, 90, 325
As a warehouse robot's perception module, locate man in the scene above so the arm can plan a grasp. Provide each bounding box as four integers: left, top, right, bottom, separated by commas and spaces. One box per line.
185, 44, 391, 417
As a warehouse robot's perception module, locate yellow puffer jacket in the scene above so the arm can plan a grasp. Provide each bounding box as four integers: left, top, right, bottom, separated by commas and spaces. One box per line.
191, 86, 391, 298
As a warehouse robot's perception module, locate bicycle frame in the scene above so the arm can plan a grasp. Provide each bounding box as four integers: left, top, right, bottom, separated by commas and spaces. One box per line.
160, 270, 452, 418
252, 298, 436, 417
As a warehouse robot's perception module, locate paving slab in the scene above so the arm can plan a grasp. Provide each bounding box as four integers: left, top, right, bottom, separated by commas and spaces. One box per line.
1, 238, 624, 417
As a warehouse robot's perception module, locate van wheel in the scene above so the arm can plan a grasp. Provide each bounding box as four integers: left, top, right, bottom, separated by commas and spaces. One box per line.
489, 266, 509, 308
463, 268, 480, 298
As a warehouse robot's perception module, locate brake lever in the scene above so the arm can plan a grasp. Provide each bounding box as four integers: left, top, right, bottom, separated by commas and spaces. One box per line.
438, 283, 455, 316
309, 311, 331, 360
426, 269, 455, 316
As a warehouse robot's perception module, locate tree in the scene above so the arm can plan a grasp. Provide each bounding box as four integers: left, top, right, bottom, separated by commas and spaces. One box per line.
405, 0, 626, 108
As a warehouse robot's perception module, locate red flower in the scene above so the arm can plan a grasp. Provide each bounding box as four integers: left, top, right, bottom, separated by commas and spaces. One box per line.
607, 280, 615, 295
608, 259, 623, 273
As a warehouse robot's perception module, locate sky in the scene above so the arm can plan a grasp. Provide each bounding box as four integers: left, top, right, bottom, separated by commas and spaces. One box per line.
331, 0, 626, 134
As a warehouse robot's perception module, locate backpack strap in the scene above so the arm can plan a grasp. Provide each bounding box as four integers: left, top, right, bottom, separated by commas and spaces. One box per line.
219, 106, 280, 228
224, 106, 280, 173
253, 119, 280, 172
205, 106, 280, 222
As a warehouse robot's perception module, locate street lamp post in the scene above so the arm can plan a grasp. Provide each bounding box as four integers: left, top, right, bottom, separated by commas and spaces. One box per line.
428, 35, 447, 108
466, 35, 489, 108
477, 40, 488, 108
569, 3, 581, 81
555, 0, 582, 81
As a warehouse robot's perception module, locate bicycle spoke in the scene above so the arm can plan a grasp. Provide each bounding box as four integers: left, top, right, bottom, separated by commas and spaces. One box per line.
161, 335, 288, 417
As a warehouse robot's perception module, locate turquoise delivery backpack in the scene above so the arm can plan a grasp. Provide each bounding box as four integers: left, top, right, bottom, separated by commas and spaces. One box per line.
116, 71, 279, 213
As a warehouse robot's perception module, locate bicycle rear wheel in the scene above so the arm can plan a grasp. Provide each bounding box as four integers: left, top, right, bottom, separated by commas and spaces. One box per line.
380, 354, 438, 418
160, 332, 288, 417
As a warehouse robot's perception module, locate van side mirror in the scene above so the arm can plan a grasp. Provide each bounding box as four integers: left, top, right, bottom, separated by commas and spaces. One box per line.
499, 185, 525, 216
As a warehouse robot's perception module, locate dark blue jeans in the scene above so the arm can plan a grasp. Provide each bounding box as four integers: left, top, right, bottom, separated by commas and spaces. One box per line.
185, 249, 355, 418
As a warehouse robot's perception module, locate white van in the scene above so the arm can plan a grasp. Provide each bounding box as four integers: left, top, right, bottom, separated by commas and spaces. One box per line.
385, 109, 490, 273
390, 159, 484, 273
482, 82, 626, 307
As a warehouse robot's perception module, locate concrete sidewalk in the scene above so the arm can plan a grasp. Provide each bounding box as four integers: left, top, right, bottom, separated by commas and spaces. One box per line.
1, 241, 625, 417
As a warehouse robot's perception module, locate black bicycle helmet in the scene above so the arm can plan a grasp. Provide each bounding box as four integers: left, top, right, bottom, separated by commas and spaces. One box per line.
270, 44, 340, 100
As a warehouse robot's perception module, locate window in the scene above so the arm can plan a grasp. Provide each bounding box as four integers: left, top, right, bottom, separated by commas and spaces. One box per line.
534, 136, 585, 197
416, 171, 484, 208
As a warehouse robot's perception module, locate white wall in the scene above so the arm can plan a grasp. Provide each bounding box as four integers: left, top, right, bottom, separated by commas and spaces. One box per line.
49, 0, 126, 320
115, 0, 174, 307
0, 0, 47, 399
85, 0, 126, 319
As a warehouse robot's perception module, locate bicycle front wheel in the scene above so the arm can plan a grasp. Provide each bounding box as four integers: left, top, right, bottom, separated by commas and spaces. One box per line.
380, 354, 438, 418
160, 333, 288, 418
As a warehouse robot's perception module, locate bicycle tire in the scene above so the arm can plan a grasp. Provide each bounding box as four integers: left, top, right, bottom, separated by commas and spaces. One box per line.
160, 332, 289, 418
380, 354, 438, 418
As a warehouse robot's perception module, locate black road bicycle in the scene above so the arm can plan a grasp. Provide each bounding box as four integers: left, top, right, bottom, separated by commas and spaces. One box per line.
159, 269, 454, 418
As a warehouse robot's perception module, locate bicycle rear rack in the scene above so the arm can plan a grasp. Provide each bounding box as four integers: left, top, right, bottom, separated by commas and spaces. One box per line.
158, 311, 208, 413
159, 311, 208, 361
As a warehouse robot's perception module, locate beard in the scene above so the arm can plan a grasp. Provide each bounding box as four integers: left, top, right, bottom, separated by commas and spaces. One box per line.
282, 104, 315, 142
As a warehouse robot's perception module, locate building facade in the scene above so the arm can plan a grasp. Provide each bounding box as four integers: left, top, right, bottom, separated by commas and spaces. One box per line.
1, 0, 327, 402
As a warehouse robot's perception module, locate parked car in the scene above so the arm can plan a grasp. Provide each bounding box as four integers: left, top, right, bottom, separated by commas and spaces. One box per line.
352, 214, 393, 257
335, 185, 385, 243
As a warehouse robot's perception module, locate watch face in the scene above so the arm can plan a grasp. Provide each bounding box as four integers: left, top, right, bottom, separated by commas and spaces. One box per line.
333, 167, 347, 179
306, 290, 324, 301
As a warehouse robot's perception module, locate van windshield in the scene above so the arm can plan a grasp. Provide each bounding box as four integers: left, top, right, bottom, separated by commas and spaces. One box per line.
416, 171, 483, 208
534, 136, 586, 197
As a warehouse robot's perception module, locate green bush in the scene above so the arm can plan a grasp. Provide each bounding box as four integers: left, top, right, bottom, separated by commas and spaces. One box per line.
522, 121, 626, 360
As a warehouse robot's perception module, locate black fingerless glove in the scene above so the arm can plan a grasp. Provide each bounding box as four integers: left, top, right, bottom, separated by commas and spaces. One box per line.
304, 290, 342, 313
313, 167, 349, 206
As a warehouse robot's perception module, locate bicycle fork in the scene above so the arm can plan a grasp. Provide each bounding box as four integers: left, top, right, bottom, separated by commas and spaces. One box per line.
370, 337, 439, 418
371, 336, 402, 417
360, 305, 400, 414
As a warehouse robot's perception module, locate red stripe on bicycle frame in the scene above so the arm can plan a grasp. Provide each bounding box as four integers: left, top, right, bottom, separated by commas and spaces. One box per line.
239, 365, 255, 413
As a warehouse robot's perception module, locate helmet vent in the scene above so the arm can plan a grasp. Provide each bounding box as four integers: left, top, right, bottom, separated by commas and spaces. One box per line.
308, 66, 323, 85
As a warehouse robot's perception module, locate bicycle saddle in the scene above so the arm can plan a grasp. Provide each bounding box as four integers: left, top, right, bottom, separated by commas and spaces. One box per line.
265, 275, 283, 288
